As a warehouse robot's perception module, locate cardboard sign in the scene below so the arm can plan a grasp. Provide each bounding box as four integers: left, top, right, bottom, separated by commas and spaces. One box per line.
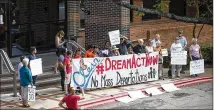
171, 51, 187, 65
161, 83, 180, 92
108, 30, 120, 46
190, 59, 204, 75
30, 58, 43, 76
28, 85, 36, 101
72, 52, 159, 89
161, 49, 168, 56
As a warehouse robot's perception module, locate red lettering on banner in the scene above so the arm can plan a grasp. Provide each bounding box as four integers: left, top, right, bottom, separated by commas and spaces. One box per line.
141, 57, 145, 66
105, 58, 111, 71
117, 60, 122, 69
131, 55, 136, 68
136, 58, 141, 67
127, 59, 132, 69
122, 59, 127, 69
153, 55, 159, 65
145, 54, 153, 67
112, 60, 116, 70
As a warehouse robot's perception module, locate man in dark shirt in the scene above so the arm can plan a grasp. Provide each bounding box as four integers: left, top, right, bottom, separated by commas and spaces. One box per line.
133, 39, 146, 54
116, 36, 128, 55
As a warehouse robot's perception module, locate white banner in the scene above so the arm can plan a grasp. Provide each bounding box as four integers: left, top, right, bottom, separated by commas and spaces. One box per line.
161, 49, 168, 57
190, 59, 204, 75
72, 52, 159, 89
171, 51, 187, 65
28, 85, 36, 101
108, 30, 120, 46
30, 58, 43, 76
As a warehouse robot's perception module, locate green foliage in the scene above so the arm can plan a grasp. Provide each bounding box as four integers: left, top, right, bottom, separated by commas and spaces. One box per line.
200, 44, 213, 64
136, 11, 145, 16
153, 0, 169, 12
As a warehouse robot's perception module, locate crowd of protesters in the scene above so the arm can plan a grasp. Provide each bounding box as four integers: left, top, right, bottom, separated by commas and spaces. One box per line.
17, 29, 203, 109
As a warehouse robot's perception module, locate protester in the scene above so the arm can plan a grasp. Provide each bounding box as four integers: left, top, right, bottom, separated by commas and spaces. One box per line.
93, 45, 103, 57
133, 39, 146, 54
84, 45, 96, 58
127, 45, 134, 54
58, 87, 85, 110
28, 47, 38, 95
58, 48, 66, 91
170, 37, 183, 78
116, 36, 128, 55
154, 42, 163, 79
63, 51, 72, 95
102, 41, 113, 57
189, 39, 203, 77
18, 56, 25, 100
20, 58, 33, 107
152, 34, 161, 48
146, 39, 154, 53
73, 48, 82, 59
54, 30, 66, 74
177, 29, 187, 74
112, 46, 120, 56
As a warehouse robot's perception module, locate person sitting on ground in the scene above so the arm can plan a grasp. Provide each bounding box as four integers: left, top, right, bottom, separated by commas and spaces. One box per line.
73, 48, 82, 59
20, 58, 33, 108
18, 56, 26, 100
152, 34, 161, 48
189, 39, 203, 77
116, 36, 128, 55
59, 87, 85, 110
112, 46, 120, 56
133, 39, 146, 54
146, 39, 154, 53
84, 45, 96, 58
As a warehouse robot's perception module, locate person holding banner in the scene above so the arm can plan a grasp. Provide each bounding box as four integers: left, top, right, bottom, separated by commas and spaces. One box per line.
74, 48, 82, 59
152, 34, 161, 48
102, 41, 113, 57
189, 39, 203, 77
170, 37, 183, 78
84, 45, 96, 58
20, 58, 33, 107
112, 46, 120, 56
146, 39, 154, 53
133, 39, 146, 54
154, 42, 163, 79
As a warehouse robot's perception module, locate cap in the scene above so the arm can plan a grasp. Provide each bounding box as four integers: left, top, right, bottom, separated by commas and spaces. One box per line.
112, 46, 119, 50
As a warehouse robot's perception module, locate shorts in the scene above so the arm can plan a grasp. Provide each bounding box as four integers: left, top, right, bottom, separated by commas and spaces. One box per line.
21, 86, 28, 100
64, 73, 71, 85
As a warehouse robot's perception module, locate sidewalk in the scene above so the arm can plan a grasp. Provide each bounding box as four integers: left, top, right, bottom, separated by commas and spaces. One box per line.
0, 69, 212, 109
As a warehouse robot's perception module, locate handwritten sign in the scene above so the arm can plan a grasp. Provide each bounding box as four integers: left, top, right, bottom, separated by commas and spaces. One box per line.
108, 30, 120, 46
190, 59, 204, 75
30, 58, 43, 76
72, 52, 159, 89
161, 49, 168, 56
28, 85, 36, 101
171, 51, 187, 65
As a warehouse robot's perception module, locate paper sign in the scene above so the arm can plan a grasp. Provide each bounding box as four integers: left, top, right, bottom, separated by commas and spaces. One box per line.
161, 49, 168, 56
108, 30, 120, 46
128, 90, 148, 99
28, 85, 36, 101
171, 51, 187, 65
30, 58, 43, 76
115, 96, 136, 103
145, 87, 164, 95
190, 59, 204, 75
161, 83, 180, 92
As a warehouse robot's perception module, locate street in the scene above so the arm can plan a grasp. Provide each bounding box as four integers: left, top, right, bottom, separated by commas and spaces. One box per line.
91, 82, 213, 109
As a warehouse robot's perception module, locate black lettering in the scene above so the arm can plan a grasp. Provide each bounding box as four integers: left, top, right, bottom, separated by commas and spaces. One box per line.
91, 76, 98, 88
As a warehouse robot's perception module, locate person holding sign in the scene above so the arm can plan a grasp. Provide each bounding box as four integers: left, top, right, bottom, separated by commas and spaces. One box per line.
58, 87, 85, 110
170, 37, 183, 78
20, 58, 33, 108
189, 39, 203, 77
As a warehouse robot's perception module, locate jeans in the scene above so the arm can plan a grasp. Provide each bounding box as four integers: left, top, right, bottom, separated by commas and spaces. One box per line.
32, 75, 37, 85
158, 64, 163, 79
171, 65, 181, 78
59, 70, 65, 90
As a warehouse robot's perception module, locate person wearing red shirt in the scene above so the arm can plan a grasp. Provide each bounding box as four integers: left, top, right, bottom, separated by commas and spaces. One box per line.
59, 87, 85, 110
63, 51, 72, 95
84, 45, 96, 58
74, 48, 82, 59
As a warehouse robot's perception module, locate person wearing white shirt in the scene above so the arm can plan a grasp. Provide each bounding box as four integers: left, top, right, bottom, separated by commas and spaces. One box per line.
146, 39, 154, 53
152, 34, 161, 48
170, 37, 183, 78
17, 56, 25, 100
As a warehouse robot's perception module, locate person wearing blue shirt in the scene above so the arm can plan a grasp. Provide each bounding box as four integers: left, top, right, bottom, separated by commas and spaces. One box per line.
20, 58, 33, 107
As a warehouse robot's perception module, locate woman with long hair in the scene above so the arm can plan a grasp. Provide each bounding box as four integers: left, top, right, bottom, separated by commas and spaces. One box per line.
54, 30, 66, 74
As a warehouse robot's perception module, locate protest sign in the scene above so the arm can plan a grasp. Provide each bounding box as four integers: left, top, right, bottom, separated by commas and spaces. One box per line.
171, 51, 187, 65
72, 52, 159, 89
28, 85, 36, 101
30, 58, 43, 76
108, 30, 120, 46
190, 59, 204, 75
161, 49, 168, 56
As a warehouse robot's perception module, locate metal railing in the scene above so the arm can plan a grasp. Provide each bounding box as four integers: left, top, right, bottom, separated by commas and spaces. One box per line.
0, 49, 17, 97
67, 40, 86, 55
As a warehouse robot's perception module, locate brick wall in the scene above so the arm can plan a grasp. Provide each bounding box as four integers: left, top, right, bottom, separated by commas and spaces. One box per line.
85, 0, 130, 49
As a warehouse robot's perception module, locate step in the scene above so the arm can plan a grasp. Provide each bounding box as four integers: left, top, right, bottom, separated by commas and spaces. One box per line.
0, 76, 61, 93
0, 71, 60, 85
